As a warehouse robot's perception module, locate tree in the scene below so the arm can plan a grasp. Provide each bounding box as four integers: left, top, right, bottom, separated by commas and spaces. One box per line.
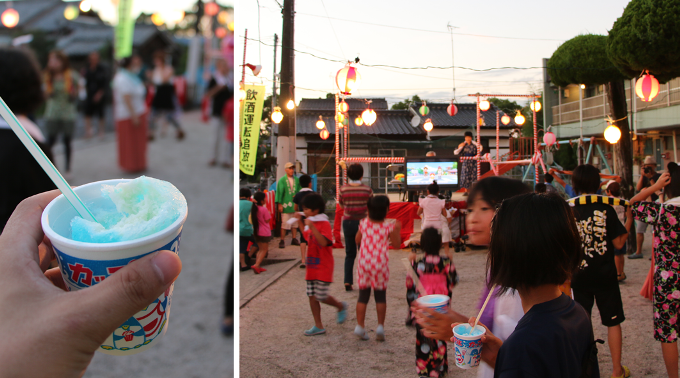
548, 34, 636, 253
488, 98, 522, 116
607, 0, 680, 83
391, 95, 424, 110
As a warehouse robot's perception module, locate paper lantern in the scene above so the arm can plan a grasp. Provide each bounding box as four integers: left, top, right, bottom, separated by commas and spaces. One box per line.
2, 8, 19, 28
361, 108, 376, 126
635, 72, 660, 102
342, 117, 349, 127
423, 118, 433, 132
217, 10, 230, 25
514, 112, 525, 125
271, 107, 283, 124
316, 115, 325, 130
205, 2, 219, 16
338, 101, 348, 113
447, 102, 458, 117
543, 131, 556, 147
215, 27, 227, 39
151, 13, 164, 26
355, 116, 363, 126
336, 64, 360, 95
286, 99, 295, 110
320, 129, 330, 140
530, 100, 542, 112
79, 0, 91, 12
64, 6, 79, 20
419, 102, 429, 116
501, 114, 511, 125
604, 124, 622, 144
336, 113, 345, 123
479, 99, 490, 111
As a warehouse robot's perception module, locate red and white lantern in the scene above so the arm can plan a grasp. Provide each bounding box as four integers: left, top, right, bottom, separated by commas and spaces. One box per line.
635, 71, 660, 102
447, 101, 458, 117
320, 129, 330, 140
335, 64, 360, 95
543, 131, 556, 147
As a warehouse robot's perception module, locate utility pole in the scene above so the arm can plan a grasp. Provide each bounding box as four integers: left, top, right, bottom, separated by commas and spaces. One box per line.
276, 0, 295, 180
271, 33, 278, 158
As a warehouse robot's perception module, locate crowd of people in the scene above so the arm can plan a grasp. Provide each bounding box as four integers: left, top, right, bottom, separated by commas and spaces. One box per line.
239, 156, 680, 378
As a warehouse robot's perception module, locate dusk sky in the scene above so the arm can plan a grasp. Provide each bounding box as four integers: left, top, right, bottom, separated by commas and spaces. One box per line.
91, 0, 233, 26
237, 0, 631, 107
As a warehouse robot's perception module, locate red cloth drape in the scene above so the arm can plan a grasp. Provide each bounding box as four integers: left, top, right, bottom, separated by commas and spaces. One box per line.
332, 205, 344, 248
386, 202, 419, 248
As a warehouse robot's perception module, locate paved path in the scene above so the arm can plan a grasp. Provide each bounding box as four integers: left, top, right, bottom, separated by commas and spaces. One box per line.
50, 111, 234, 378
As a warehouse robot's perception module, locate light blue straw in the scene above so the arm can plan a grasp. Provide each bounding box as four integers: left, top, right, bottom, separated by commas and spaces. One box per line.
0, 96, 98, 223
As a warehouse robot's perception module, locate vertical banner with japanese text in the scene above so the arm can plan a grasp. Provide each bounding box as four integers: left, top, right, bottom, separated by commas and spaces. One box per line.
239, 85, 265, 175
114, 0, 135, 60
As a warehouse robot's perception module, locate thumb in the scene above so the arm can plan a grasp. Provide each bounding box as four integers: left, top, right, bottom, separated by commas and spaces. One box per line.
74, 250, 182, 343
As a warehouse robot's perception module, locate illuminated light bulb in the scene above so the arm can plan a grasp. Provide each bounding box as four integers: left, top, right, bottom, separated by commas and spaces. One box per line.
218, 10, 230, 25
530, 100, 542, 112
64, 6, 79, 20
501, 114, 511, 125
215, 27, 227, 39
205, 2, 219, 16
271, 107, 283, 124
361, 108, 376, 126
79, 0, 91, 12
479, 98, 490, 111
355, 116, 363, 126
151, 13, 164, 26
316, 115, 325, 130
286, 99, 295, 110
1, 8, 19, 28
514, 112, 526, 125
604, 124, 622, 144
580, 84, 586, 89
423, 118, 433, 132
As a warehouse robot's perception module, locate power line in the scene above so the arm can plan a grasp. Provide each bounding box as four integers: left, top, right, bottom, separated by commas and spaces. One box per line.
243, 36, 544, 72
319, 0, 345, 59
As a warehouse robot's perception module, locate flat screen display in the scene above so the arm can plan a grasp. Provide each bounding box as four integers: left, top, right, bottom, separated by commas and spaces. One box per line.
404, 158, 459, 189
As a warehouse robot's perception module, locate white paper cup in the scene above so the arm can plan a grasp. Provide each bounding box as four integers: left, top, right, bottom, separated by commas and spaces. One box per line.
41, 179, 187, 356
452, 324, 486, 369
416, 294, 450, 314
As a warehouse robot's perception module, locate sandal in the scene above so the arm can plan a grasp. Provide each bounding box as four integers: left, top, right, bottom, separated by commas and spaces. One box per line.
612, 365, 630, 378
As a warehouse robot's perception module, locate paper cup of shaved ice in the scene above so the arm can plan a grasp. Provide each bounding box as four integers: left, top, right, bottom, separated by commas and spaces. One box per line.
416, 294, 450, 314
452, 324, 486, 369
41, 177, 187, 356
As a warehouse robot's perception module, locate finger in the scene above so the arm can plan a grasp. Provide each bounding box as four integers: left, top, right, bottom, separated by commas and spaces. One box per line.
45, 267, 68, 291
0, 190, 61, 266
38, 238, 56, 272
71, 250, 182, 342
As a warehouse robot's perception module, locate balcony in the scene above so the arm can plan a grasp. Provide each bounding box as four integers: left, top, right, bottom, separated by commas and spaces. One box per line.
552, 77, 680, 125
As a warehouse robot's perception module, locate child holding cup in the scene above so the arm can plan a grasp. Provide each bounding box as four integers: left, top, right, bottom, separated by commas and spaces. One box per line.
413, 176, 529, 378
630, 164, 680, 378
354, 195, 401, 341
406, 227, 457, 377
456, 193, 595, 377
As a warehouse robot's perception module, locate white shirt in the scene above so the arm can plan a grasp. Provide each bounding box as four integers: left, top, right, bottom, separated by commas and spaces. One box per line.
112, 70, 147, 121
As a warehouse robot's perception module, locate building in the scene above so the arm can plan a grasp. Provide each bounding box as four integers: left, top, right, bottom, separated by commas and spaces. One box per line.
292, 97, 517, 191
543, 58, 680, 175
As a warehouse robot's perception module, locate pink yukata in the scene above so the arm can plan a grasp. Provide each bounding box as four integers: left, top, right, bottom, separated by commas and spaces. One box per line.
356, 218, 395, 290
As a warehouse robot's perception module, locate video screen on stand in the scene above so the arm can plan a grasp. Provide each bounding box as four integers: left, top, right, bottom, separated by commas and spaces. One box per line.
404, 158, 459, 190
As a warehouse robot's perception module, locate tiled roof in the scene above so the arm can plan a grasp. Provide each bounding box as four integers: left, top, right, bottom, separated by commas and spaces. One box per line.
411, 103, 517, 128
56, 24, 171, 56
296, 110, 424, 136
298, 98, 388, 111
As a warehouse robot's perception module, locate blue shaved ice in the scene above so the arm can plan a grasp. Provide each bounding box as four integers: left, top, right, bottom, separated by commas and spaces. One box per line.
70, 176, 185, 243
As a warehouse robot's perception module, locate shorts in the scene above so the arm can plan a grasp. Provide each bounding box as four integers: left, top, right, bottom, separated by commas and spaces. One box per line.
306, 280, 330, 301
299, 233, 307, 245
636, 220, 648, 234
255, 235, 272, 243
84, 99, 105, 119
614, 242, 627, 256
240, 235, 256, 254
281, 213, 299, 230
45, 119, 75, 138
573, 279, 625, 327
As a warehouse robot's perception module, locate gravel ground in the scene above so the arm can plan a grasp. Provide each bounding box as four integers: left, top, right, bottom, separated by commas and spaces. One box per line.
49, 111, 234, 378
240, 231, 665, 377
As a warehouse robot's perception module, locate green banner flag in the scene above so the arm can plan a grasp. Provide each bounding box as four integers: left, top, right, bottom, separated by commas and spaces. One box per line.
114, 0, 135, 60
240, 85, 266, 175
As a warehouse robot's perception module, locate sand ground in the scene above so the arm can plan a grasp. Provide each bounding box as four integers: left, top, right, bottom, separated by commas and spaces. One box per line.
240, 230, 665, 377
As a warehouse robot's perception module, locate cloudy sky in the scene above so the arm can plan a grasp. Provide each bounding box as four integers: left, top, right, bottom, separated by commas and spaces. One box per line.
237, 0, 631, 107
